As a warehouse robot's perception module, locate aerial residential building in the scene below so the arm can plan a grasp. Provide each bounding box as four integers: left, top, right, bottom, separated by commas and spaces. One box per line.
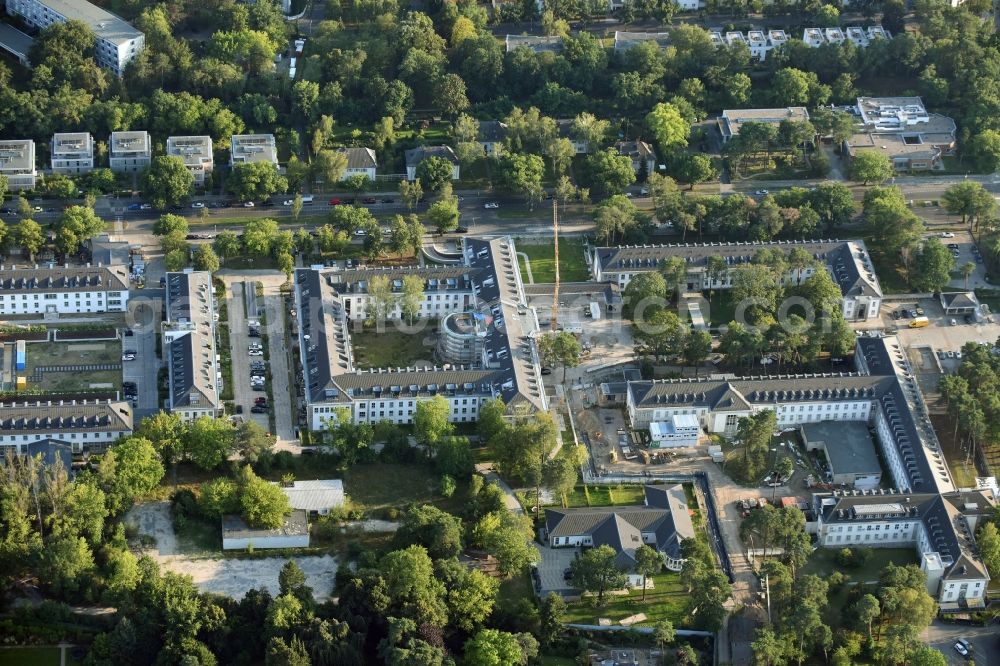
613, 31, 670, 51
717, 107, 810, 142
476, 121, 509, 156
555, 120, 592, 154
0, 399, 133, 454
814, 488, 993, 610
163, 271, 221, 422
51, 132, 94, 174
0, 139, 36, 190
230, 134, 278, 166
845, 96, 957, 171
4, 0, 144, 75
338, 147, 377, 181
709, 29, 788, 61
589, 239, 883, 321
616, 140, 655, 175
0, 265, 129, 314
824, 27, 846, 44
109, 131, 150, 173
404, 145, 459, 181
166, 136, 214, 186
803, 25, 890, 48
545, 485, 695, 571
293, 237, 547, 429
504, 34, 563, 53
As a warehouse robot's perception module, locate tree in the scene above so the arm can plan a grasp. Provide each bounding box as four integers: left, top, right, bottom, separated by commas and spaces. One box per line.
972, 129, 1000, 172
427, 196, 460, 234
472, 511, 539, 578
236, 420, 275, 465
213, 230, 241, 265
379, 545, 449, 627
571, 544, 627, 604
266, 636, 311, 665
277, 251, 294, 279
143, 156, 194, 209
653, 619, 676, 651
910, 238, 955, 292
39, 535, 94, 595
198, 477, 238, 518
536, 331, 582, 382
238, 466, 291, 529
102, 436, 165, 514
56, 206, 104, 254
594, 195, 643, 245
634, 544, 663, 602
415, 157, 455, 192
633, 309, 687, 361
978, 522, 1000, 578
494, 153, 545, 206
228, 162, 287, 202
414, 395, 454, 450
682, 329, 712, 376
585, 148, 636, 195
400, 274, 425, 323
400, 179, 423, 211
677, 154, 715, 190
312, 149, 348, 187
538, 593, 566, 647
185, 416, 235, 470
434, 73, 469, 117
623, 271, 668, 319
395, 504, 464, 560
192, 244, 220, 273
16, 219, 45, 259
56, 481, 108, 545
646, 102, 691, 149
863, 187, 924, 259
849, 152, 894, 185
152, 213, 188, 237
542, 445, 586, 506
943, 181, 996, 232
463, 629, 528, 666
243, 218, 279, 255
854, 593, 880, 639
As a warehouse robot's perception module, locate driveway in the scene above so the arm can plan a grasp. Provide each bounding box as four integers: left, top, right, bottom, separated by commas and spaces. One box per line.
536, 543, 579, 596
263, 294, 296, 443
126, 502, 338, 599
227, 282, 268, 430
123, 296, 160, 419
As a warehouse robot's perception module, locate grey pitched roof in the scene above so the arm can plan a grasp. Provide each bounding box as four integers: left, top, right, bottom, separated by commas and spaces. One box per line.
164, 271, 219, 411
281, 480, 345, 511
0, 400, 132, 434
25, 439, 73, 477
0, 265, 128, 294
477, 121, 509, 143
339, 147, 377, 170
941, 292, 979, 309
616, 140, 654, 160
404, 145, 458, 167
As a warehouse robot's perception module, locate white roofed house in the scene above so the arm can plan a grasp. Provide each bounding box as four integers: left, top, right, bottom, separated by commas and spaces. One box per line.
109, 131, 151, 173
338, 147, 377, 181
166, 136, 214, 186
230, 134, 278, 166
51, 132, 94, 174
0, 139, 36, 190
0, 265, 129, 314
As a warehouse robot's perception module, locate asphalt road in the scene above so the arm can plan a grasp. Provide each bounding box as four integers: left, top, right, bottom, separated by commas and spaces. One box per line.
923, 620, 998, 666
123, 296, 161, 420
226, 281, 268, 431
262, 294, 295, 443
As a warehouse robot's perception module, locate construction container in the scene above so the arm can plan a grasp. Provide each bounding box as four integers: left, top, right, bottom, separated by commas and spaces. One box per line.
16, 376, 26, 390
15, 340, 25, 371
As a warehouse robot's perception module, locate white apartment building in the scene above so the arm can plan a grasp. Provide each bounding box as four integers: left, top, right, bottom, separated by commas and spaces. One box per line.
590, 240, 883, 322
814, 489, 993, 610
0, 139, 36, 190
50, 132, 94, 174
166, 136, 214, 186
804, 25, 889, 48
163, 271, 221, 422
0, 265, 129, 314
109, 131, 150, 173
230, 134, 278, 166
709, 29, 788, 61
0, 399, 133, 454
4, 0, 144, 75
294, 237, 547, 429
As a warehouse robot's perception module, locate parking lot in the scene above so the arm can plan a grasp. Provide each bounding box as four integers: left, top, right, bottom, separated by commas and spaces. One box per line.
535, 542, 579, 596
923, 620, 998, 666
227, 282, 270, 430
884, 297, 1000, 363
122, 297, 160, 418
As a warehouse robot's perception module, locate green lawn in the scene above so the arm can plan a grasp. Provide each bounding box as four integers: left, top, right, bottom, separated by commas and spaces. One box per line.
563, 572, 689, 628
24, 339, 121, 392
351, 328, 434, 369
516, 238, 590, 283
801, 547, 919, 584
498, 570, 535, 607
0, 646, 82, 666
704, 290, 738, 327
551, 484, 647, 508
343, 462, 467, 513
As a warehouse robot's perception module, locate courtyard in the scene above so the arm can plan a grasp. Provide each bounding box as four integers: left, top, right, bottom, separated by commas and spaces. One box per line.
22, 339, 122, 392
350, 324, 436, 369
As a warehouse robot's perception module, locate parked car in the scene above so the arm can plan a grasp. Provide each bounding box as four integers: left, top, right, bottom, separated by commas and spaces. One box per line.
251, 405, 268, 413
191, 202, 205, 209
243, 201, 255, 207
255, 397, 267, 405
455, 226, 469, 233
941, 232, 956, 238
362, 197, 377, 204
328, 198, 342, 206
484, 202, 499, 209
953, 642, 969, 658
381, 198, 394, 204
562, 567, 573, 581
249, 350, 263, 356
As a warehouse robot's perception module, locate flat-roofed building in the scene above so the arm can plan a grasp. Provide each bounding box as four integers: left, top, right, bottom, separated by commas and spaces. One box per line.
222, 511, 309, 550
51, 132, 94, 174
801, 420, 882, 488
504, 34, 563, 53
717, 107, 809, 142
109, 131, 150, 173
5, 0, 144, 75
0, 139, 36, 190
846, 97, 957, 170
166, 136, 213, 186
230, 134, 278, 166
0, 264, 129, 314
163, 270, 220, 422
0, 22, 34, 66
0, 399, 133, 454
613, 31, 669, 51
281, 479, 345, 515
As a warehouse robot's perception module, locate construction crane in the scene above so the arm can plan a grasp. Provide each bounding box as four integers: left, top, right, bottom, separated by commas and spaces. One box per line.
551, 198, 559, 332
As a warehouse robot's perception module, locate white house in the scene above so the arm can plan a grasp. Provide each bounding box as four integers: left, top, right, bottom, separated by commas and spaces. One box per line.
0, 265, 129, 314
589, 239, 883, 322
717, 107, 810, 143
0, 399, 133, 454
0, 139, 36, 190
222, 511, 310, 551
109, 131, 151, 173
294, 237, 548, 429
616, 140, 655, 175
339, 147, 377, 181
404, 146, 459, 181
5, 0, 144, 75
163, 271, 220, 422
166, 136, 214, 186
649, 414, 700, 447
51, 133, 94, 174
230, 134, 278, 166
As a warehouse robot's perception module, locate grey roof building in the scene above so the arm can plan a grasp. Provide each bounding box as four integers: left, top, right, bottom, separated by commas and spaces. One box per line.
0, 23, 33, 67
940, 292, 980, 315
504, 34, 563, 53
718, 107, 809, 142
801, 420, 881, 488
0, 399, 133, 454
25, 439, 74, 477
0, 139, 36, 190
545, 485, 694, 570
338, 147, 377, 179
613, 31, 670, 51
222, 510, 310, 550
163, 271, 220, 421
